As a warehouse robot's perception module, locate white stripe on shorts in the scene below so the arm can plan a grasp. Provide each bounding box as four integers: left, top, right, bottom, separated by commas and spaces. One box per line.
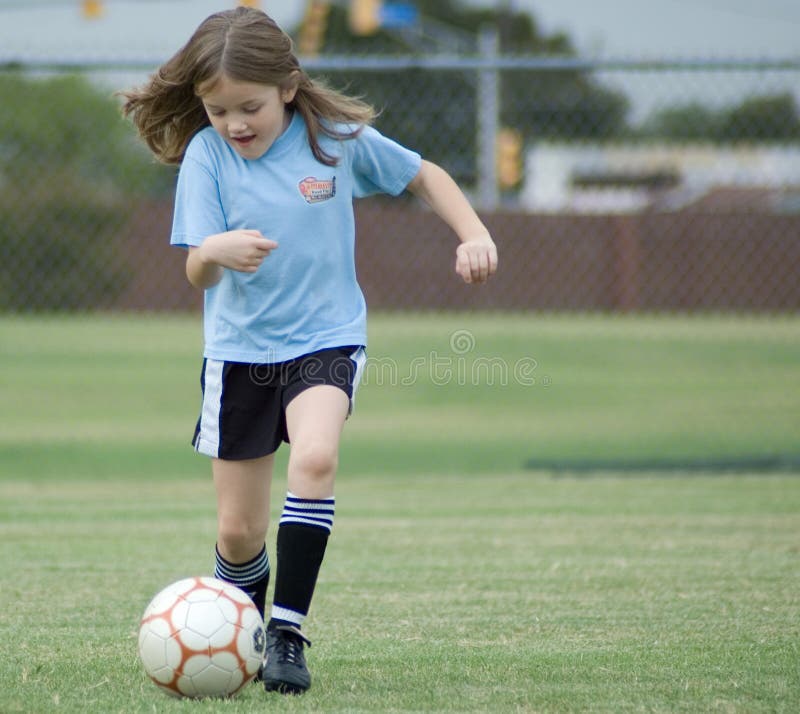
195, 358, 224, 458
349, 346, 366, 415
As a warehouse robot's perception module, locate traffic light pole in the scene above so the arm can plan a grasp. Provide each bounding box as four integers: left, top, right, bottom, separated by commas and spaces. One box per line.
477, 26, 499, 211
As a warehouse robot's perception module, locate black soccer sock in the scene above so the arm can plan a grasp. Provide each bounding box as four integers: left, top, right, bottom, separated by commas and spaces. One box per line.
269, 492, 334, 629
215, 544, 270, 620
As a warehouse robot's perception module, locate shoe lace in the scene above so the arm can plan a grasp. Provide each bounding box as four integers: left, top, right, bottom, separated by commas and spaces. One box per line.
270, 626, 311, 666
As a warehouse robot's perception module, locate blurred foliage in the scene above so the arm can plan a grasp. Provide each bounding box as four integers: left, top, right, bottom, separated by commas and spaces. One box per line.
720, 93, 800, 140
0, 73, 174, 310
0, 73, 173, 195
0, 173, 127, 310
309, 2, 629, 181
642, 92, 800, 141
305, 3, 799, 170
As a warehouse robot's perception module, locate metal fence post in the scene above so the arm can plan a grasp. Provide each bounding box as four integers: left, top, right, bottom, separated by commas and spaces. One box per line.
477, 26, 499, 211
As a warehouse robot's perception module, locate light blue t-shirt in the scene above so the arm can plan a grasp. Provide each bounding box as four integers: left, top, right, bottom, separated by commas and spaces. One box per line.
171, 112, 421, 363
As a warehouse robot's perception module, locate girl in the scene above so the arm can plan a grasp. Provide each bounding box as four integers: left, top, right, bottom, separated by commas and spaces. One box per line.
122, 6, 497, 695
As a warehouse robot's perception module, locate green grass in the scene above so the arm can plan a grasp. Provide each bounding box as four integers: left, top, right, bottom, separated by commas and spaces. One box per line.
2, 313, 799, 477
1, 313, 799, 712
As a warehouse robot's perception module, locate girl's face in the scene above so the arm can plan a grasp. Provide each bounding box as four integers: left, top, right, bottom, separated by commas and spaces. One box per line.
200, 74, 297, 160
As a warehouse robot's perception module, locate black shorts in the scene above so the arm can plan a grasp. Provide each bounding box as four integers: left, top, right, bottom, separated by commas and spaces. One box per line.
192, 346, 366, 460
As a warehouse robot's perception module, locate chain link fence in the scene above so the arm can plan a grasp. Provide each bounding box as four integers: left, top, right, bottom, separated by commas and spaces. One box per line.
1, 56, 799, 312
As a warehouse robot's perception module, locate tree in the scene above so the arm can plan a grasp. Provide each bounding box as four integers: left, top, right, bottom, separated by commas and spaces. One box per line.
641, 102, 722, 140
303, 1, 629, 182
642, 93, 800, 142
719, 93, 800, 141
441, 2, 629, 138
0, 73, 173, 310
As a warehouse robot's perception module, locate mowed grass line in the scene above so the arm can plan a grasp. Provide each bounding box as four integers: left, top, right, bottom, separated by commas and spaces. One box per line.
1, 472, 798, 712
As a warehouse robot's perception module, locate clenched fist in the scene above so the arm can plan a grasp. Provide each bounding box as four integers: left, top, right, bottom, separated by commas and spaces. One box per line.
455, 236, 498, 284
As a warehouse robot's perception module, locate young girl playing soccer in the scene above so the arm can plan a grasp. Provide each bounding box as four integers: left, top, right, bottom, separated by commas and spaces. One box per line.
122, 6, 497, 695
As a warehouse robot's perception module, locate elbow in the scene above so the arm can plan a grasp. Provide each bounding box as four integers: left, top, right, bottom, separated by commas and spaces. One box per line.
187, 269, 222, 291
185, 269, 205, 291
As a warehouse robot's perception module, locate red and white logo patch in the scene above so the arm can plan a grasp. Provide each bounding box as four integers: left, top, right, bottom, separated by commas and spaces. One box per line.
298, 176, 336, 204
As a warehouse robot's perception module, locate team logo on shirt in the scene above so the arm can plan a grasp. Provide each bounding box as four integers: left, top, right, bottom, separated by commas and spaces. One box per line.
298, 176, 336, 204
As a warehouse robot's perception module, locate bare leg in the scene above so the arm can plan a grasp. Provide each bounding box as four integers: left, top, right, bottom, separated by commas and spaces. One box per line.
213, 453, 274, 563
266, 386, 349, 625
285, 385, 350, 499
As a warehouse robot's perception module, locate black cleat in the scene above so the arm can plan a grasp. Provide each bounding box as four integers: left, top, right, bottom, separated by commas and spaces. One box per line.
262, 625, 312, 694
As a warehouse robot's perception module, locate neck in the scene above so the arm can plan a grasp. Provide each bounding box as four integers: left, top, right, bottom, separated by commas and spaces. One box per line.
282, 108, 294, 133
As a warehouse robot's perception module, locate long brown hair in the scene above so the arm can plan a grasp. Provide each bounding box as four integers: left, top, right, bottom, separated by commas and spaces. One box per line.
121, 7, 375, 165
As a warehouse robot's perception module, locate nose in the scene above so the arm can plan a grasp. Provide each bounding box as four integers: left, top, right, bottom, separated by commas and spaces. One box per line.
227, 116, 248, 135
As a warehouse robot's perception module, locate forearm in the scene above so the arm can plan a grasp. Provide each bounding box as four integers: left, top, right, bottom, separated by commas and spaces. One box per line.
184, 230, 279, 290
407, 160, 490, 243
186, 246, 224, 290
407, 159, 497, 284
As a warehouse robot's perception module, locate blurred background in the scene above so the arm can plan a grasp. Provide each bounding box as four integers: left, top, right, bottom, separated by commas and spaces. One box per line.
0, 1, 798, 474
0, 0, 798, 312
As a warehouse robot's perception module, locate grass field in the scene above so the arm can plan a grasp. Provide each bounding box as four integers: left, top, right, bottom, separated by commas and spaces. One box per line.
1, 313, 799, 713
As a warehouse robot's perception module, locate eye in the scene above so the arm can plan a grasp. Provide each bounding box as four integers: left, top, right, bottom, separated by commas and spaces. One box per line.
243, 105, 261, 114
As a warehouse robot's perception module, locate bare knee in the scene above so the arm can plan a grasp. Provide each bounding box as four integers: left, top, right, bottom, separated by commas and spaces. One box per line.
289, 440, 339, 489
217, 517, 267, 562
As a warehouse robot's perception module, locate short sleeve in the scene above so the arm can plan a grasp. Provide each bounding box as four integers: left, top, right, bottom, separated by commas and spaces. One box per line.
350, 126, 422, 199
170, 137, 227, 248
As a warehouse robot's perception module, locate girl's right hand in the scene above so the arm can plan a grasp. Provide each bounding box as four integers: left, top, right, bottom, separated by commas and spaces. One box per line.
199, 230, 279, 273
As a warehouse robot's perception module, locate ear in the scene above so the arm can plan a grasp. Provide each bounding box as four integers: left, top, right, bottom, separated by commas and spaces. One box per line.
281, 84, 298, 104
281, 70, 301, 104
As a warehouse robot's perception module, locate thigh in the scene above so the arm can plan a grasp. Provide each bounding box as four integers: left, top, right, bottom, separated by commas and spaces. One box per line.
285, 385, 350, 497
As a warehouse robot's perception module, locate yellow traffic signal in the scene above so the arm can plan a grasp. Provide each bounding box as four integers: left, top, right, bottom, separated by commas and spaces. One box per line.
496, 128, 523, 189
298, 0, 331, 56
81, 0, 103, 19
349, 0, 381, 36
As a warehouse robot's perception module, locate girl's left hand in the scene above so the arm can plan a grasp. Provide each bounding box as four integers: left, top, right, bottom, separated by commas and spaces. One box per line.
455, 236, 498, 284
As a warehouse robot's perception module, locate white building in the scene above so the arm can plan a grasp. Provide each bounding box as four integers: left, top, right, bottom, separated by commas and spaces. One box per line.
521, 143, 800, 213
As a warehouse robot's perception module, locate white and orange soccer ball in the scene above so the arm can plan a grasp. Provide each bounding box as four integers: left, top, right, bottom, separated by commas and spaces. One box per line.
137, 576, 265, 699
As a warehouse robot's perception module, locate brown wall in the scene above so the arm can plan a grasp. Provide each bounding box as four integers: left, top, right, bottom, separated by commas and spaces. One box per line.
117, 200, 800, 312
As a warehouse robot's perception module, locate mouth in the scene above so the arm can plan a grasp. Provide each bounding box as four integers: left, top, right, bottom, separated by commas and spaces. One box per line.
231, 135, 256, 149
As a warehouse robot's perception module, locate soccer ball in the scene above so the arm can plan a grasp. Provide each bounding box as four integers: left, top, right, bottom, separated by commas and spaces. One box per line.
138, 576, 265, 699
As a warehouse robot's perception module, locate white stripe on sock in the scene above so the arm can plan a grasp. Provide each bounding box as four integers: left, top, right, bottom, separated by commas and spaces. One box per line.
280, 492, 335, 532
215, 547, 270, 587
271, 604, 305, 627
